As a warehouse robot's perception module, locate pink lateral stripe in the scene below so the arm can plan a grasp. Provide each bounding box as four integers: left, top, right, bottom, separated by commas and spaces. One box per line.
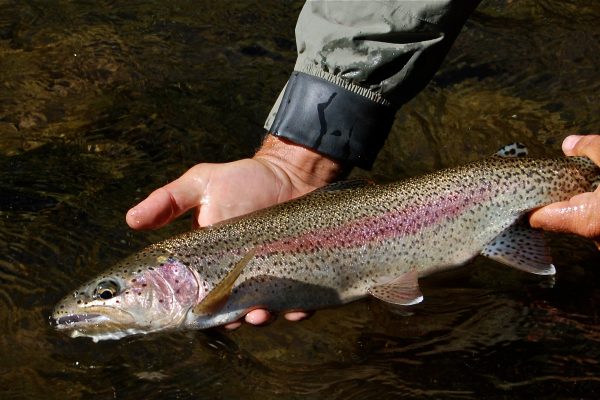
258, 185, 493, 256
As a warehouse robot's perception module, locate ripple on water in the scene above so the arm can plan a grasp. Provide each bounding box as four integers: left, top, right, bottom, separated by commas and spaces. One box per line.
1, 0, 600, 399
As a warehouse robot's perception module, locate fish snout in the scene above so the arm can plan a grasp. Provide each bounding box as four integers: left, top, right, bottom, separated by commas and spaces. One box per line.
50, 312, 105, 330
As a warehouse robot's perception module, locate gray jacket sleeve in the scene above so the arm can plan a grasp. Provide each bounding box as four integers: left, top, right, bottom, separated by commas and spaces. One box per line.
265, 0, 480, 168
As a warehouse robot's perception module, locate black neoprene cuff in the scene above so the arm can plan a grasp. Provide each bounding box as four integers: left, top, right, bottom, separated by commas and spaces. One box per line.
268, 72, 396, 169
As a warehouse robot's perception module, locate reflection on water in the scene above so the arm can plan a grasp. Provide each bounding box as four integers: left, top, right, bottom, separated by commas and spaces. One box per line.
1, 0, 599, 398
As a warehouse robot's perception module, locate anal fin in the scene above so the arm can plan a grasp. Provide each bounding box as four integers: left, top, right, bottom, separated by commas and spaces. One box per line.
368, 270, 423, 306
481, 220, 555, 275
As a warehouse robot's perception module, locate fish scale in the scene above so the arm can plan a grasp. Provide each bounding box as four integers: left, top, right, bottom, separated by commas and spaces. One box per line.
52, 148, 600, 341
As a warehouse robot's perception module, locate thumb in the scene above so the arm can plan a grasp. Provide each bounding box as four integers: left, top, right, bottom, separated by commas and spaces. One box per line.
126, 166, 209, 230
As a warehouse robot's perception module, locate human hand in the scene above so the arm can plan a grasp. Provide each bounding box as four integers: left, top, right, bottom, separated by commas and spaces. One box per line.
126, 135, 344, 329
529, 135, 600, 242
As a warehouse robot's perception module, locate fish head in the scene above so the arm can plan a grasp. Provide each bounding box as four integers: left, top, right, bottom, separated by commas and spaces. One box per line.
52, 248, 201, 342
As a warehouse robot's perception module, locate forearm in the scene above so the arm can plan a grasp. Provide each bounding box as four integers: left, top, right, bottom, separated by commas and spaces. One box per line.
265, 0, 480, 168
293, 0, 480, 106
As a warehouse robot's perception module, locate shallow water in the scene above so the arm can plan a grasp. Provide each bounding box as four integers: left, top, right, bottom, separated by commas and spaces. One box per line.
1, 0, 599, 398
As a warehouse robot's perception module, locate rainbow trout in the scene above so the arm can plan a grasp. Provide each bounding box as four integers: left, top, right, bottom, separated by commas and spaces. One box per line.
52, 144, 599, 341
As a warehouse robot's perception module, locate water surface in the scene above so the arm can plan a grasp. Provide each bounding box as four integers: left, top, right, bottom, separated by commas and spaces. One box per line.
1, 1, 599, 398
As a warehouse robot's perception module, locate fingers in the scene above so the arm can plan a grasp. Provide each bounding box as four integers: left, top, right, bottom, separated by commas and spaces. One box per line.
561, 135, 581, 155
283, 311, 311, 321
529, 192, 600, 240
243, 309, 310, 324
126, 165, 209, 230
223, 321, 242, 330
562, 135, 600, 165
222, 309, 311, 330
245, 309, 271, 325
222, 310, 273, 330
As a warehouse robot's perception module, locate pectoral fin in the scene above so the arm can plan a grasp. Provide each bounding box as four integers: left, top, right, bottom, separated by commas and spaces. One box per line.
481, 220, 555, 275
368, 270, 423, 306
193, 248, 256, 315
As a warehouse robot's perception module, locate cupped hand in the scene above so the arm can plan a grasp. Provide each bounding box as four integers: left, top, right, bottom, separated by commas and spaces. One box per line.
126, 135, 344, 329
529, 135, 600, 242
126, 158, 303, 230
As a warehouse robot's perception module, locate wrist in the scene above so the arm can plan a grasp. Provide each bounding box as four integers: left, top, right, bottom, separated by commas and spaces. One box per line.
253, 135, 346, 189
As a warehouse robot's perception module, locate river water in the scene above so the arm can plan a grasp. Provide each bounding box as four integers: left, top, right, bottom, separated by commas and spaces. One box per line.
1, 1, 599, 398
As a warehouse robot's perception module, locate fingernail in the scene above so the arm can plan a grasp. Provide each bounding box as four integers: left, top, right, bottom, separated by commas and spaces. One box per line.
245, 313, 259, 325
126, 207, 139, 220
245, 310, 269, 325
562, 135, 582, 152
126, 207, 144, 227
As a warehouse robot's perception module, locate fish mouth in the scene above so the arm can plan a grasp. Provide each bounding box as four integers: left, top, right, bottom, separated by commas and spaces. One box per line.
51, 304, 135, 332
52, 310, 141, 341
52, 313, 109, 330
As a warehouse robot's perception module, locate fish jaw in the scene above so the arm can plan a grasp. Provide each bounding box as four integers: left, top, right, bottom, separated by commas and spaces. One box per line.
52, 254, 201, 341
52, 306, 140, 342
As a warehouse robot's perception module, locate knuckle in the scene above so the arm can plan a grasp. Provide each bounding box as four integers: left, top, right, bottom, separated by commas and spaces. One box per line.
576, 135, 600, 154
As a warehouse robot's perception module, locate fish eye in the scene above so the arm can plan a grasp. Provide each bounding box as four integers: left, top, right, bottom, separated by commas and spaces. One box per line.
93, 280, 120, 300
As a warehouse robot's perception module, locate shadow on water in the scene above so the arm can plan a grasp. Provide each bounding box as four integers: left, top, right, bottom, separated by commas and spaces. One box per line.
1, 0, 599, 398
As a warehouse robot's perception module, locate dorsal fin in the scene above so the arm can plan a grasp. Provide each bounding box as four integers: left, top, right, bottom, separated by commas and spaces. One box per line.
193, 248, 256, 315
494, 143, 528, 158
